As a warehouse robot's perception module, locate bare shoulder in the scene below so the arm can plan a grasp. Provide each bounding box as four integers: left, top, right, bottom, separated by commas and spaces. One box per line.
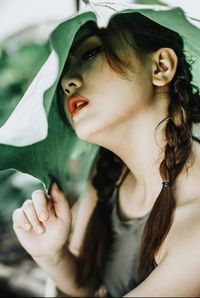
128, 204, 200, 297
68, 181, 98, 255
156, 140, 200, 263
175, 143, 200, 224
169, 196, 200, 251
125, 188, 200, 297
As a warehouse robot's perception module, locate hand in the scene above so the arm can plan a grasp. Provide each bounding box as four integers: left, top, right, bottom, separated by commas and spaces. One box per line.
12, 183, 72, 260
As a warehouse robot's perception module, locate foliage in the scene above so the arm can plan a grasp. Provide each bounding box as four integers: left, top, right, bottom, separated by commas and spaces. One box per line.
0, 41, 50, 226
134, 0, 167, 5
0, 42, 50, 126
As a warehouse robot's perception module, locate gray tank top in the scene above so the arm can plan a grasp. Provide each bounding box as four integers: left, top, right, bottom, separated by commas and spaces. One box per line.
102, 176, 156, 297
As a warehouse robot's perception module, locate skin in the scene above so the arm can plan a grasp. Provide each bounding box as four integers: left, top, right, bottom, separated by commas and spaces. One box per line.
12, 33, 200, 297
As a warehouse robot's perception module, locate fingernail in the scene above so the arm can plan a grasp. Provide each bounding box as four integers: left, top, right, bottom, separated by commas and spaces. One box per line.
40, 211, 48, 221
36, 225, 44, 234
24, 223, 31, 231
53, 183, 59, 192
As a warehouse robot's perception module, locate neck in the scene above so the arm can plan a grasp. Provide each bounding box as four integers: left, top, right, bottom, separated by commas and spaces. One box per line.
90, 96, 168, 199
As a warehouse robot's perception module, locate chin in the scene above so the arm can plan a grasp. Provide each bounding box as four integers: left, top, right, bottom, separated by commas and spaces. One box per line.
75, 125, 102, 144
75, 127, 94, 142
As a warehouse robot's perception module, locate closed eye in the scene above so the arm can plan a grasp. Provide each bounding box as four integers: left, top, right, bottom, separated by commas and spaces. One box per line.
82, 46, 103, 61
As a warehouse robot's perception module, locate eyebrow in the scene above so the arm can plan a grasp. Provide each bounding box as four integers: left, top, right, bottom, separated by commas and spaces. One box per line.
71, 32, 98, 53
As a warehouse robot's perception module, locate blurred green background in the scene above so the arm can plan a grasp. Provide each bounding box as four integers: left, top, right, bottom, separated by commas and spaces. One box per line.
0, 31, 51, 297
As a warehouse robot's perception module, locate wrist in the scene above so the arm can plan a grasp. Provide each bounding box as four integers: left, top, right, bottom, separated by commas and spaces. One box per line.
33, 245, 68, 266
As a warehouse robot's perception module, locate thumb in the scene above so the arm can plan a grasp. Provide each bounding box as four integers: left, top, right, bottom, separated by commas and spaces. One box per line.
50, 183, 72, 224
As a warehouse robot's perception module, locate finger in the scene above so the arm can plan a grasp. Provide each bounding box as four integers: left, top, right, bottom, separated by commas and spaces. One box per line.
32, 190, 50, 222
22, 200, 45, 234
50, 183, 72, 224
12, 208, 32, 231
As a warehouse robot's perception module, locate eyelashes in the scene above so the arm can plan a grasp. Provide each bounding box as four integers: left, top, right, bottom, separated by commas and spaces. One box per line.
81, 46, 103, 61
61, 45, 103, 79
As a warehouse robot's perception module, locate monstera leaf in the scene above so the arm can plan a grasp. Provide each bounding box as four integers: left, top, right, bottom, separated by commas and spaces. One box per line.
0, 3, 199, 202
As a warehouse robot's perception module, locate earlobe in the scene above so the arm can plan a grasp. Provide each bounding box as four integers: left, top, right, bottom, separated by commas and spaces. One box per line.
152, 48, 178, 87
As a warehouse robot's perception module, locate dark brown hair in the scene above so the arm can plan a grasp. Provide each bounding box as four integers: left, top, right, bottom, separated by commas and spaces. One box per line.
75, 13, 200, 286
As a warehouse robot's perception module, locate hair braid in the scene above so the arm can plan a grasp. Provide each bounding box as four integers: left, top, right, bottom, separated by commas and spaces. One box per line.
139, 54, 194, 273
76, 147, 125, 286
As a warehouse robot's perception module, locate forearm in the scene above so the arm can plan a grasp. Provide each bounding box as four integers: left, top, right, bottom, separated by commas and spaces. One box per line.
33, 246, 95, 297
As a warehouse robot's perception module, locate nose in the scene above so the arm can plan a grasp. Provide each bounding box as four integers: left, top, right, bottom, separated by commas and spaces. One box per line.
61, 74, 82, 97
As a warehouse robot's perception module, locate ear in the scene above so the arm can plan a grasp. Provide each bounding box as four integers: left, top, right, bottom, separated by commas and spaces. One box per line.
152, 48, 178, 87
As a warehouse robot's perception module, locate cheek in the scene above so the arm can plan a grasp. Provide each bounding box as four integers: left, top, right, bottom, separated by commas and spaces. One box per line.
73, 63, 153, 140
73, 97, 132, 142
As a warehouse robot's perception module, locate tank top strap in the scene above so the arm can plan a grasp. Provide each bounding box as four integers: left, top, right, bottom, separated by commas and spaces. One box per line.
116, 168, 129, 189
108, 168, 129, 210
110, 168, 129, 214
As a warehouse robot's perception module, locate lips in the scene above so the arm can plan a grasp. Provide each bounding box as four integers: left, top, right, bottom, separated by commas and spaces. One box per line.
67, 95, 89, 116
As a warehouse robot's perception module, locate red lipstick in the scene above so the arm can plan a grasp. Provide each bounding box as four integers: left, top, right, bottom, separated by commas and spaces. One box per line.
67, 95, 89, 116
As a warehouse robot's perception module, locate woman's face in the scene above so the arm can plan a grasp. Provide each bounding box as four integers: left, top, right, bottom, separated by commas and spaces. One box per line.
61, 29, 154, 143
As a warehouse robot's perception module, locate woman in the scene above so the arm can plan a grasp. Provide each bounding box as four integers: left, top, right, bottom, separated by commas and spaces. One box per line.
12, 12, 200, 297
